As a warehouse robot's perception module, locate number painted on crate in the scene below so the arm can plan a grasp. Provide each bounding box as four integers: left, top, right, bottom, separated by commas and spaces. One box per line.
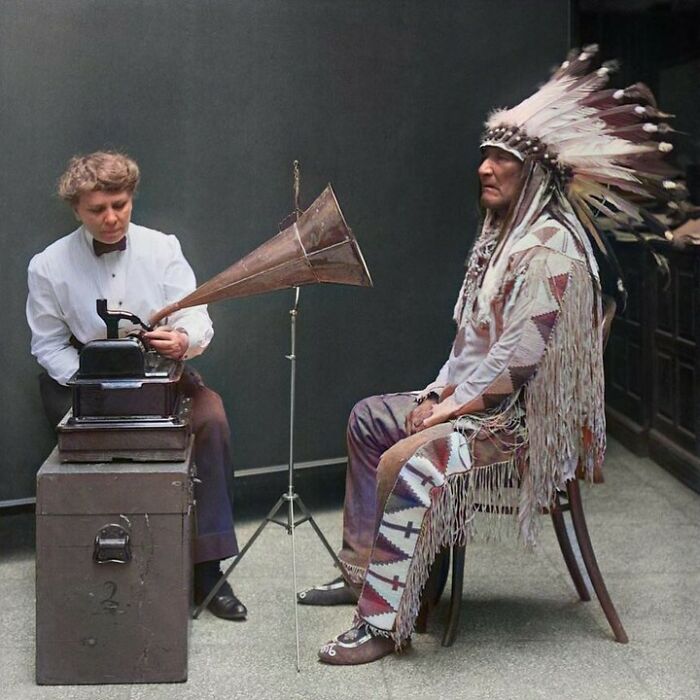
100, 580, 121, 615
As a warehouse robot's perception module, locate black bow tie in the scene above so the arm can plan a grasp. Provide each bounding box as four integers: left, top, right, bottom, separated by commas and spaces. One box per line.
93, 237, 127, 257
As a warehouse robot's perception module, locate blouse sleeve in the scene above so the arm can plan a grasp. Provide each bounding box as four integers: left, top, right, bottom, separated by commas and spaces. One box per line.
159, 235, 214, 360
26, 255, 80, 386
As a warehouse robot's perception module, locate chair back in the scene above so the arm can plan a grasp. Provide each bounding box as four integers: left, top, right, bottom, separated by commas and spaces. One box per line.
601, 294, 616, 351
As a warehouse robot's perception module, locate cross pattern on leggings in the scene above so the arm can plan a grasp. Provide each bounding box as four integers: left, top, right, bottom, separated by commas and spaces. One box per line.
405, 462, 435, 489
382, 519, 422, 539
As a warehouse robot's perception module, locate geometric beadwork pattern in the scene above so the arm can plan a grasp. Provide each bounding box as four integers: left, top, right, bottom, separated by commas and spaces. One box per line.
357, 431, 471, 632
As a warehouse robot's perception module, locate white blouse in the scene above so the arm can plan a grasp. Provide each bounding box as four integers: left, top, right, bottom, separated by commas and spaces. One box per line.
27, 223, 214, 385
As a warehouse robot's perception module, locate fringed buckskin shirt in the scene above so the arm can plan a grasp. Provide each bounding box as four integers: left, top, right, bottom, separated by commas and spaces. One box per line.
420, 203, 606, 545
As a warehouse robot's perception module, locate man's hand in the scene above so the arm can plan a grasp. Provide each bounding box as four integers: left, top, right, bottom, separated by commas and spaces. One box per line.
405, 397, 438, 435
142, 326, 188, 360
422, 395, 460, 428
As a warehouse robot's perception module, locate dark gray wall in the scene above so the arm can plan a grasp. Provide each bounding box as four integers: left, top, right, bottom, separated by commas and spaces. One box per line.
1, 0, 568, 503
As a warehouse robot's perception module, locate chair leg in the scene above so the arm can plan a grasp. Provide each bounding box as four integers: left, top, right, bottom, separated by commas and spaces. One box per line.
442, 545, 466, 647
415, 600, 429, 634
416, 548, 450, 633
551, 492, 590, 601
566, 479, 629, 644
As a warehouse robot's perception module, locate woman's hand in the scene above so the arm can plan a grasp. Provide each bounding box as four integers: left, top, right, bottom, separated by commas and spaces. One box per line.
142, 326, 189, 360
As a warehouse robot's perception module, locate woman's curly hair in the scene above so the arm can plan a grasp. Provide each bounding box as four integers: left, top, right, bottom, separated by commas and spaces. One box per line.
57, 151, 140, 203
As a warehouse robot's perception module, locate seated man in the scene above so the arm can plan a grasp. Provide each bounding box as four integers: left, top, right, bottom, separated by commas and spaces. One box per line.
26, 151, 246, 621
300, 47, 678, 664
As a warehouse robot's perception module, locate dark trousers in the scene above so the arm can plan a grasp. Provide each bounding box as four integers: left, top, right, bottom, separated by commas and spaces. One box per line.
39, 367, 239, 563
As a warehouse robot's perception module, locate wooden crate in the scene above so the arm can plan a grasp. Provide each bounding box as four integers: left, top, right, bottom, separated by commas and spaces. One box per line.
35, 442, 193, 684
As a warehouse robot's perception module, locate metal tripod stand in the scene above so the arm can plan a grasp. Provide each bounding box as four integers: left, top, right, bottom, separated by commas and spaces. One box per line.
193, 164, 346, 671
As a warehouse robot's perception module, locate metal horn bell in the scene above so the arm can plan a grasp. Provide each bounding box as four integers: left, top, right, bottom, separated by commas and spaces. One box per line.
150, 185, 372, 326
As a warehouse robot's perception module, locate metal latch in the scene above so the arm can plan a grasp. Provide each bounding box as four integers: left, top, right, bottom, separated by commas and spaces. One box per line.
93, 524, 131, 564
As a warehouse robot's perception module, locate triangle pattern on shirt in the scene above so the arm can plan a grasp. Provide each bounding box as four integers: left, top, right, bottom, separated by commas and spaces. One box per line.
541, 227, 567, 252
548, 272, 570, 301
531, 309, 560, 344
508, 363, 538, 390
532, 225, 559, 245
486, 371, 515, 397
517, 319, 547, 361
545, 250, 574, 277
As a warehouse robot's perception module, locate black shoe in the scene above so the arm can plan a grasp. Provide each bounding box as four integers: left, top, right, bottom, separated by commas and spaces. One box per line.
205, 582, 248, 621
194, 560, 247, 621
195, 580, 247, 621
297, 576, 358, 606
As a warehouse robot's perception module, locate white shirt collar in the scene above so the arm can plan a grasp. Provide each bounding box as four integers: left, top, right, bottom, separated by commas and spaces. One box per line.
81, 224, 131, 252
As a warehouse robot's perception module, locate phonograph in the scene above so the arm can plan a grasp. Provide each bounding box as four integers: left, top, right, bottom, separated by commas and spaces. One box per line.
56, 298, 192, 462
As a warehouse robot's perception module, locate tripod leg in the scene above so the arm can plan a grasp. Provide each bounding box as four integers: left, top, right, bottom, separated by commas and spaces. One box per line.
289, 495, 302, 672
295, 496, 346, 573
193, 495, 286, 619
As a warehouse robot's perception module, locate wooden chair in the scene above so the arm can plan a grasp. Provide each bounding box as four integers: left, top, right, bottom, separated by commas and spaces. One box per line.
416, 296, 628, 646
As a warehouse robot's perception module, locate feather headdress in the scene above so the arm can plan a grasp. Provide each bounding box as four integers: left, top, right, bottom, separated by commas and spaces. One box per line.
481, 45, 686, 243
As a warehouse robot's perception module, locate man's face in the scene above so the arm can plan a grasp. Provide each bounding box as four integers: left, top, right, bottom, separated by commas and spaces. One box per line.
478, 146, 523, 214
73, 190, 133, 244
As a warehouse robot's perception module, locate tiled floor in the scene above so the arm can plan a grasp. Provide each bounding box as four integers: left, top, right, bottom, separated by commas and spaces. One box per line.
1, 438, 699, 699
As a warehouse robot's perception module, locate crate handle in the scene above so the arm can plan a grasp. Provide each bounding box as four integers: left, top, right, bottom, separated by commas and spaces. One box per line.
93, 524, 131, 564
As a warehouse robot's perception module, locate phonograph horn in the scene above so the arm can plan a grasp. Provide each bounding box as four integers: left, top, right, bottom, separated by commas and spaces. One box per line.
149, 184, 372, 326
